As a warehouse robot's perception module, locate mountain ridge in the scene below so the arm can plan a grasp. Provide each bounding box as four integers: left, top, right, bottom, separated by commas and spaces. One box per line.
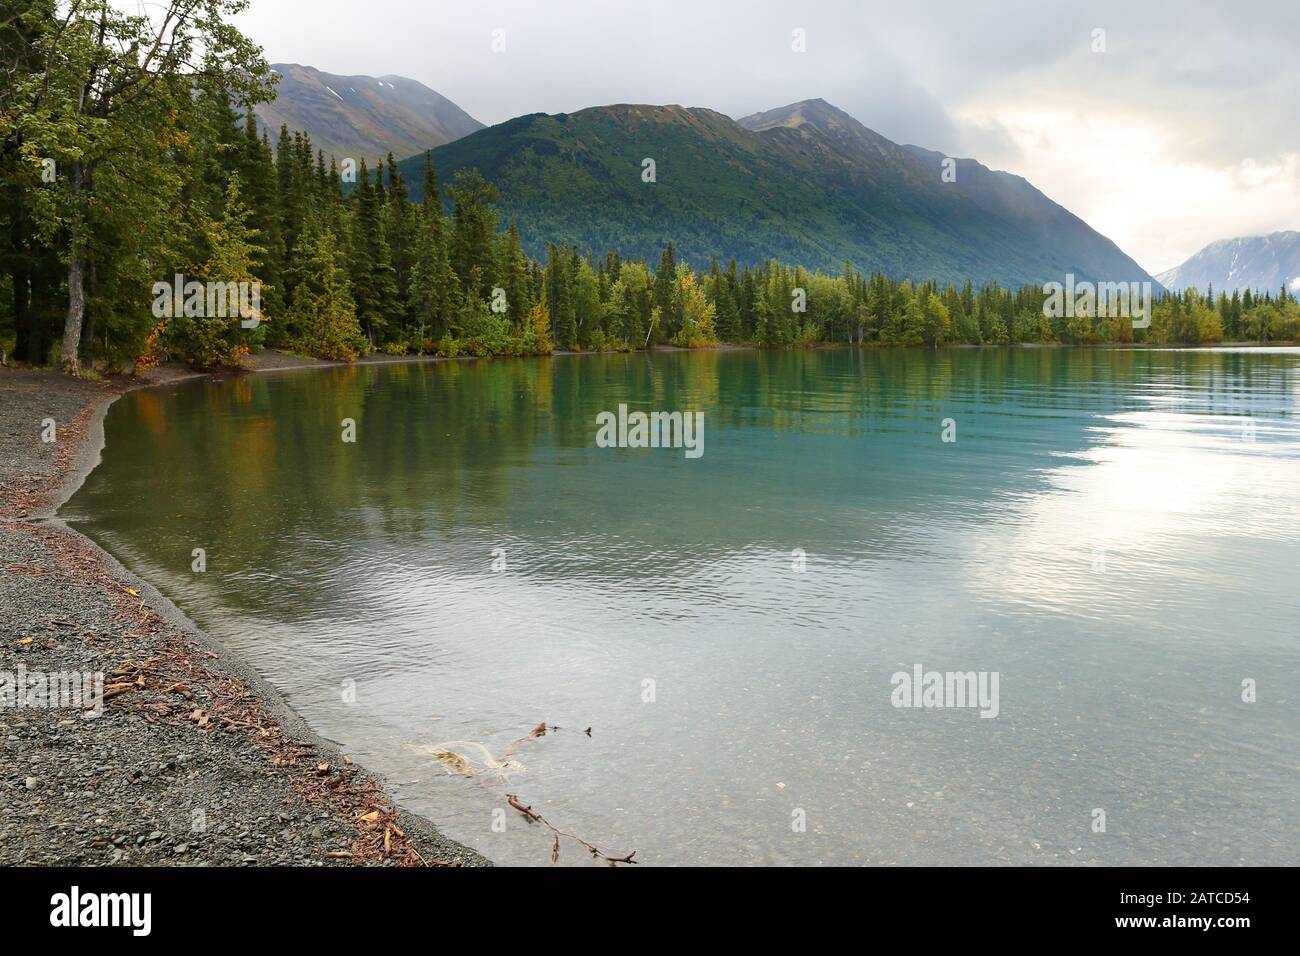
254, 63, 483, 164
396, 97, 1156, 287
1156, 231, 1300, 294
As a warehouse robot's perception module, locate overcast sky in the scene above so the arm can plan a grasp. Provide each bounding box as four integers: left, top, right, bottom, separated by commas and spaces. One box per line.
215, 0, 1300, 274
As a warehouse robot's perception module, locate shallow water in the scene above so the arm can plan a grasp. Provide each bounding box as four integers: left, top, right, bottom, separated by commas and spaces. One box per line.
65, 347, 1300, 865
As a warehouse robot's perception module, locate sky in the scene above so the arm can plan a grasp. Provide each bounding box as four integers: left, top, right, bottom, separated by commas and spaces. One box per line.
213, 0, 1300, 275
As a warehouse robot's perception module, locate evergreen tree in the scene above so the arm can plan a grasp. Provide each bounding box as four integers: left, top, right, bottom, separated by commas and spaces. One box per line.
348, 160, 401, 345
499, 220, 530, 329
408, 199, 460, 345
449, 169, 500, 302
652, 243, 677, 343
288, 222, 367, 361
384, 151, 414, 326
172, 180, 263, 369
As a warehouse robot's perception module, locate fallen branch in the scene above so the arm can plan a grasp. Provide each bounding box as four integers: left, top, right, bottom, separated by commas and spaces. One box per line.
506, 793, 637, 866
499, 721, 548, 760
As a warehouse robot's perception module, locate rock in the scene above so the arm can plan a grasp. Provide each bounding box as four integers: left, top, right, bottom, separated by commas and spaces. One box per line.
24, 777, 38, 790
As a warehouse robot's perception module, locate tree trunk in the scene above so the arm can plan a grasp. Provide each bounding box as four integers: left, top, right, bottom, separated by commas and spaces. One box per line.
60, 160, 85, 374
62, 245, 85, 373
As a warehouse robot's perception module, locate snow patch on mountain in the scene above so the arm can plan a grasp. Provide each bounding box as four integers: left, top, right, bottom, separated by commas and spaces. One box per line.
1156, 231, 1300, 294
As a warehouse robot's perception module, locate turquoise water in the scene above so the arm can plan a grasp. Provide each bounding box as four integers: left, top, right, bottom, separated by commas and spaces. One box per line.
64, 347, 1300, 865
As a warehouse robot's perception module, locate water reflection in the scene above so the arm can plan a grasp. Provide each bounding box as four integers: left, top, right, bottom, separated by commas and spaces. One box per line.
65, 347, 1300, 865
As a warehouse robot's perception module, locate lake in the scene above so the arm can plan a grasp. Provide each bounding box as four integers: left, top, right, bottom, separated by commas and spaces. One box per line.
63, 347, 1300, 865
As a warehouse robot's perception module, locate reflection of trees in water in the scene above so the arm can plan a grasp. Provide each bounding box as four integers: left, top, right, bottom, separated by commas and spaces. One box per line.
88, 348, 1298, 595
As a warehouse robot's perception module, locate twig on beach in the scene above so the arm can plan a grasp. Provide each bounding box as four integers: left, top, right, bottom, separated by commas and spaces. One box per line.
3, 563, 54, 576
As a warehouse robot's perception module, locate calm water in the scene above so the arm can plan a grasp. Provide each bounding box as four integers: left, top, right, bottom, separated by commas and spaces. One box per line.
64, 348, 1300, 865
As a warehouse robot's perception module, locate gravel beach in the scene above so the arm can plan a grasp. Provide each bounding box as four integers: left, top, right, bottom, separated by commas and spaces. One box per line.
0, 362, 489, 867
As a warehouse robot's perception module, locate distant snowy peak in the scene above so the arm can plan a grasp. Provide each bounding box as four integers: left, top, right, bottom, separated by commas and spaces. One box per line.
1157, 231, 1300, 294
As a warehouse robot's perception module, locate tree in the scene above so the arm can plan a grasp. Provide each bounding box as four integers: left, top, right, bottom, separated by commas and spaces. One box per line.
11, 0, 273, 372
287, 222, 366, 361
383, 151, 414, 326
921, 290, 951, 346
572, 257, 601, 348
898, 290, 926, 345
408, 200, 458, 347
448, 168, 499, 302
545, 243, 577, 349
525, 301, 552, 354
497, 219, 530, 329
651, 242, 677, 343
348, 159, 401, 345
159, 180, 260, 368
671, 270, 717, 347
239, 110, 285, 328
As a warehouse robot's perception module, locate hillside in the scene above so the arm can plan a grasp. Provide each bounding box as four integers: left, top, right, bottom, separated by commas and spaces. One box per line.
255, 63, 482, 164
396, 98, 1155, 287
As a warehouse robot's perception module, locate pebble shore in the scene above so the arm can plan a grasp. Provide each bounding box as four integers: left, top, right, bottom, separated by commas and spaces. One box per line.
0, 363, 489, 867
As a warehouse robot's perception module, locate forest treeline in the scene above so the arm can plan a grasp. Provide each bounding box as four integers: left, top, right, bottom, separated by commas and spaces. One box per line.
4, 1, 1300, 374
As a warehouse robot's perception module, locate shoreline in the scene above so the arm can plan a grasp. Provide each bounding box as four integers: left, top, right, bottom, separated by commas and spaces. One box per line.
0, 360, 490, 866
240, 340, 1300, 375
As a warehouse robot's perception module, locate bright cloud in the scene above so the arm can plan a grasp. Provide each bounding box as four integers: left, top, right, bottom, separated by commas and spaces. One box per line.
956, 105, 1300, 274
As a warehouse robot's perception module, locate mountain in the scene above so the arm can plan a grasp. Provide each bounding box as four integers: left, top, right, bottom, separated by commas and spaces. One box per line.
254, 63, 482, 164
1155, 232, 1300, 295
898, 143, 1149, 284
396, 97, 1155, 287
